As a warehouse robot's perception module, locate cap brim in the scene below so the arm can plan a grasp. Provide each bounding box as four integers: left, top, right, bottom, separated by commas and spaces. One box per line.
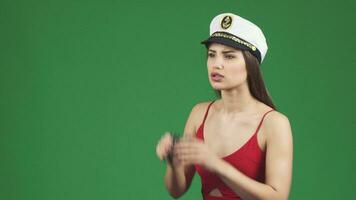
201, 36, 262, 63
201, 37, 251, 51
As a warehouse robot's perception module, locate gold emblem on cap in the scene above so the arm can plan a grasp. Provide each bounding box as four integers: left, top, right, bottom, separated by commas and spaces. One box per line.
221, 15, 232, 29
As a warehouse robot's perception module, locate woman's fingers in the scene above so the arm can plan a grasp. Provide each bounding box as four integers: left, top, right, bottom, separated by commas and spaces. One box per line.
156, 132, 173, 160
177, 154, 201, 166
174, 142, 200, 162
156, 132, 205, 165
173, 136, 210, 165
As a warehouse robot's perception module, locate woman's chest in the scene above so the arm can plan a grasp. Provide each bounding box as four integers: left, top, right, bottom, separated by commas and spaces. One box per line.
203, 114, 266, 157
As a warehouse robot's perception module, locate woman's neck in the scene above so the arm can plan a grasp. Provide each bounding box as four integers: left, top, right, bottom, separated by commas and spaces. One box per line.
218, 84, 258, 114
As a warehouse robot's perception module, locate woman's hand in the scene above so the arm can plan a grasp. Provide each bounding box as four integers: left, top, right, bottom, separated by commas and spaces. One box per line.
174, 136, 220, 172
156, 132, 185, 168
156, 132, 174, 161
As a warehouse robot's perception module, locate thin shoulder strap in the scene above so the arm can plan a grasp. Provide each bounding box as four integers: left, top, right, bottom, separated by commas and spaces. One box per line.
254, 109, 275, 134
202, 100, 216, 124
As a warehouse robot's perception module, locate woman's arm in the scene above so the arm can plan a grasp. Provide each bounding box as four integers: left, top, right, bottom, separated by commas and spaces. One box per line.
212, 112, 293, 200
163, 103, 206, 198
164, 162, 195, 198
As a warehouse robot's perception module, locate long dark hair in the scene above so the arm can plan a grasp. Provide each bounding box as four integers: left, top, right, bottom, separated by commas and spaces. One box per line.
213, 50, 276, 110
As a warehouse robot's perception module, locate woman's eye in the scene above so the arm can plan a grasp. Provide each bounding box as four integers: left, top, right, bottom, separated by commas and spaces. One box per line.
208, 53, 215, 58
224, 55, 235, 59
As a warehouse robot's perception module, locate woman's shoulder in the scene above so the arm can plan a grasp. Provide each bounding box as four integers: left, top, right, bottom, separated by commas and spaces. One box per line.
184, 100, 215, 136
255, 101, 289, 125
264, 110, 290, 127
191, 100, 215, 112
262, 110, 293, 141
190, 100, 215, 121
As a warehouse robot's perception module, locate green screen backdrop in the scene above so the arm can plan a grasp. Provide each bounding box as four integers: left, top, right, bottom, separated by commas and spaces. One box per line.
1, 0, 355, 199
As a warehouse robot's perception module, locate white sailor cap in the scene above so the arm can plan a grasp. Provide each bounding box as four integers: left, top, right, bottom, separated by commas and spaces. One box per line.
201, 13, 268, 63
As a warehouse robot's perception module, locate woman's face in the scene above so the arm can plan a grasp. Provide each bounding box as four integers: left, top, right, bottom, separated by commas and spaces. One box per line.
207, 43, 247, 91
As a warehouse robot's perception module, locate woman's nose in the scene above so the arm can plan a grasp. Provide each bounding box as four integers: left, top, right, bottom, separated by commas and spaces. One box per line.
212, 57, 224, 70
214, 65, 223, 70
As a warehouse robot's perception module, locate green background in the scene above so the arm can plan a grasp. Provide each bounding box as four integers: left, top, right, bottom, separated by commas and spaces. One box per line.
1, 0, 355, 199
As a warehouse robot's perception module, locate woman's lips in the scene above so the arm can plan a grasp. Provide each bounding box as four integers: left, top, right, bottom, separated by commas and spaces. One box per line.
211, 72, 224, 81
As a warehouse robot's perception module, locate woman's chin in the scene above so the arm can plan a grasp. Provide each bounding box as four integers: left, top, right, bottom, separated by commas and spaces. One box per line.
210, 84, 225, 90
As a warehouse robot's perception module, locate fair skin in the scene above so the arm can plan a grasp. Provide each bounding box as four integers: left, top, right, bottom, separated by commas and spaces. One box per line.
156, 43, 293, 200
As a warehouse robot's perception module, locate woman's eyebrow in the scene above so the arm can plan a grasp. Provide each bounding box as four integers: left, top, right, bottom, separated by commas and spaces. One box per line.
222, 50, 236, 54
208, 50, 236, 53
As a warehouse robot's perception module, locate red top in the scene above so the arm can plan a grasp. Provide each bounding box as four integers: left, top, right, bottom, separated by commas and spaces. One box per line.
194, 100, 274, 200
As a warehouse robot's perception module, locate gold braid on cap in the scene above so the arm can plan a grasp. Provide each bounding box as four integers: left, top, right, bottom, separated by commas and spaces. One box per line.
210, 32, 257, 52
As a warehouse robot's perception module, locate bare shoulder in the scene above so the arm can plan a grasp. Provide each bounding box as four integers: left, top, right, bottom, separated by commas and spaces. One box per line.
263, 110, 293, 143
183, 101, 214, 137
192, 101, 213, 116
264, 111, 291, 127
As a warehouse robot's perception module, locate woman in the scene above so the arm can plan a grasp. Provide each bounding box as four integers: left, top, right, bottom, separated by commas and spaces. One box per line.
156, 13, 293, 200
